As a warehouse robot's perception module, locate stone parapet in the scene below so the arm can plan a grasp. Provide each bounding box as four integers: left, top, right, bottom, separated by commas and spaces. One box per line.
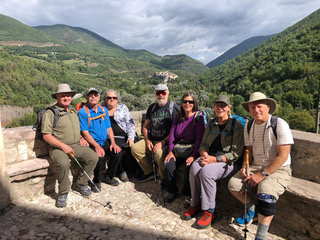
0, 116, 11, 211
291, 130, 320, 184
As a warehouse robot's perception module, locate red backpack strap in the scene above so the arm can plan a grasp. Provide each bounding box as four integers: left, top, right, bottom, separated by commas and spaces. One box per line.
83, 105, 91, 126
75, 102, 85, 111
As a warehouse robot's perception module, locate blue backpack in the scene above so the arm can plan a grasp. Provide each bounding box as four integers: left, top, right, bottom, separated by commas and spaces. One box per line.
231, 115, 248, 128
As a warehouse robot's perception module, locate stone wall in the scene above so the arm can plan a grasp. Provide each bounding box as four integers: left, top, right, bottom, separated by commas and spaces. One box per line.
0, 115, 11, 210
290, 130, 320, 183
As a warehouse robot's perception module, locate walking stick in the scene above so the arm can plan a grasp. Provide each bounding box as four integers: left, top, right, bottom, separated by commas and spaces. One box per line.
151, 150, 167, 208
69, 153, 112, 209
243, 149, 250, 238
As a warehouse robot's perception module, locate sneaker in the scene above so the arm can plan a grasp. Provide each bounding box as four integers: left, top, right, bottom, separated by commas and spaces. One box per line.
56, 194, 68, 208
89, 181, 101, 193
164, 192, 177, 203
236, 209, 257, 226
119, 171, 129, 182
183, 205, 200, 221
137, 172, 154, 183
104, 175, 120, 186
196, 211, 216, 229
73, 184, 92, 196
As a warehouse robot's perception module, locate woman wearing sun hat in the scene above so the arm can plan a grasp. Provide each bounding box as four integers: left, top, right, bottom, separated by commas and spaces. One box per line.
228, 92, 294, 240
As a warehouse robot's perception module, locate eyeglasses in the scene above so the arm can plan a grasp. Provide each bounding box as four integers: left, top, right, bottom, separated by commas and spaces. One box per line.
156, 91, 167, 96
182, 100, 194, 104
88, 93, 99, 97
106, 96, 118, 100
214, 103, 228, 108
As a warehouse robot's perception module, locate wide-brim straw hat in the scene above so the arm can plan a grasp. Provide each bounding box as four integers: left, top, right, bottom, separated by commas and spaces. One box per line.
51, 84, 77, 99
241, 92, 277, 114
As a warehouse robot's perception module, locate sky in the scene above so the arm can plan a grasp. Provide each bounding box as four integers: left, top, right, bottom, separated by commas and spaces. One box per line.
1, 0, 320, 64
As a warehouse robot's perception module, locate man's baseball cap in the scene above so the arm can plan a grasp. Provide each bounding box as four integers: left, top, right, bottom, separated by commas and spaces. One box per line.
86, 88, 99, 95
154, 84, 168, 91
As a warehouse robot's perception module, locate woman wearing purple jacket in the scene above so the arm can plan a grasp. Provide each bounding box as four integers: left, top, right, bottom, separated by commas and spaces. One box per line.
163, 92, 206, 203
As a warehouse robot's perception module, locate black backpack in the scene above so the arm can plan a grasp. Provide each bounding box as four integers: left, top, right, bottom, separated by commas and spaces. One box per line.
32, 106, 60, 140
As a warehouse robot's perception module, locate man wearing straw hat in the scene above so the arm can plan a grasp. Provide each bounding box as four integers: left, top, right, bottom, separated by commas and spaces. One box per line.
228, 92, 294, 240
41, 83, 98, 208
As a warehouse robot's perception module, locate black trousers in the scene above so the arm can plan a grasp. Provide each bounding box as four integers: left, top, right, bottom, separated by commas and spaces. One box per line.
104, 138, 126, 179
164, 157, 191, 196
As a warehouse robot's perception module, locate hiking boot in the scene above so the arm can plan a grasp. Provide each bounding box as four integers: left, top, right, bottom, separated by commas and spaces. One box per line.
236, 209, 257, 226
137, 172, 154, 183
183, 205, 200, 221
89, 181, 101, 193
164, 192, 177, 203
104, 175, 120, 186
196, 211, 217, 229
119, 171, 129, 182
72, 184, 92, 196
56, 194, 68, 208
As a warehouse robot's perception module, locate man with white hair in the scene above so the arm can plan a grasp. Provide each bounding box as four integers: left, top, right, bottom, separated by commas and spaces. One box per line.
131, 84, 179, 184
228, 92, 294, 240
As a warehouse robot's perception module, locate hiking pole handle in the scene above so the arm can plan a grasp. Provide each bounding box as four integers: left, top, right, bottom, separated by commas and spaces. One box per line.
244, 149, 249, 176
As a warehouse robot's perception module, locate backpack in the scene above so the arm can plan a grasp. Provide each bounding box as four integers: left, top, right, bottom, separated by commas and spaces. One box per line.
247, 115, 278, 139
193, 110, 211, 127
32, 106, 60, 140
77, 102, 106, 126
231, 115, 249, 128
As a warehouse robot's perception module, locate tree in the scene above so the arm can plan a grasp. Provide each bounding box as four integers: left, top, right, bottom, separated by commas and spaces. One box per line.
288, 110, 315, 132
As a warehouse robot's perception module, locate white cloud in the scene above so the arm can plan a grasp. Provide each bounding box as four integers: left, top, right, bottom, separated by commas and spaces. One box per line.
0, 0, 319, 64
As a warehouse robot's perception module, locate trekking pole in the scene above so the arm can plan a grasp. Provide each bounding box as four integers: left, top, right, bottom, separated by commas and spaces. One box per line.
151, 150, 167, 208
243, 149, 250, 239
69, 153, 112, 209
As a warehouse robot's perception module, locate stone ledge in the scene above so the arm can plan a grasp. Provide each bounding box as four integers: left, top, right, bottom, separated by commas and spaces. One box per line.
6, 156, 52, 181
287, 177, 320, 204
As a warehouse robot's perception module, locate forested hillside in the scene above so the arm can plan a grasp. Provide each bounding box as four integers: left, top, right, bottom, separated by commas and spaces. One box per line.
197, 8, 320, 131
0, 14, 207, 113
206, 35, 274, 68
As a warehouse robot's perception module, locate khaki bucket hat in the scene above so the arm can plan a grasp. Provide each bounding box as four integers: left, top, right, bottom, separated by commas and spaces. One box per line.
51, 84, 77, 99
241, 92, 277, 114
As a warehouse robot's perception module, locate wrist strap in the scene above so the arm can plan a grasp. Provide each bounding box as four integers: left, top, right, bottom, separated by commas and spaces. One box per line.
217, 155, 223, 162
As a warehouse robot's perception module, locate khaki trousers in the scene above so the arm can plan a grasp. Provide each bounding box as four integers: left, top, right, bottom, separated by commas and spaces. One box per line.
50, 144, 98, 194
131, 139, 168, 179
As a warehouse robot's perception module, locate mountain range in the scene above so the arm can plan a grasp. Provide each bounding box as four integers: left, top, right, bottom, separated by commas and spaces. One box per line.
1, 8, 320, 132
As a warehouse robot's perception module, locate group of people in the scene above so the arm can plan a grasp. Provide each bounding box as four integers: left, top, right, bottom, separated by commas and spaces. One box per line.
41, 83, 294, 240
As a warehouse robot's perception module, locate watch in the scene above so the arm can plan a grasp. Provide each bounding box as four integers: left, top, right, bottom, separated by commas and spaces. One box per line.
261, 170, 269, 177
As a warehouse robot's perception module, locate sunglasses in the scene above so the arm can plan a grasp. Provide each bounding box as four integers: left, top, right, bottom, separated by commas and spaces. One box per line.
156, 91, 167, 96
214, 103, 228, 108
88, 93, 99, 97
182, 100, 194, 104
106, 96, 118, 100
